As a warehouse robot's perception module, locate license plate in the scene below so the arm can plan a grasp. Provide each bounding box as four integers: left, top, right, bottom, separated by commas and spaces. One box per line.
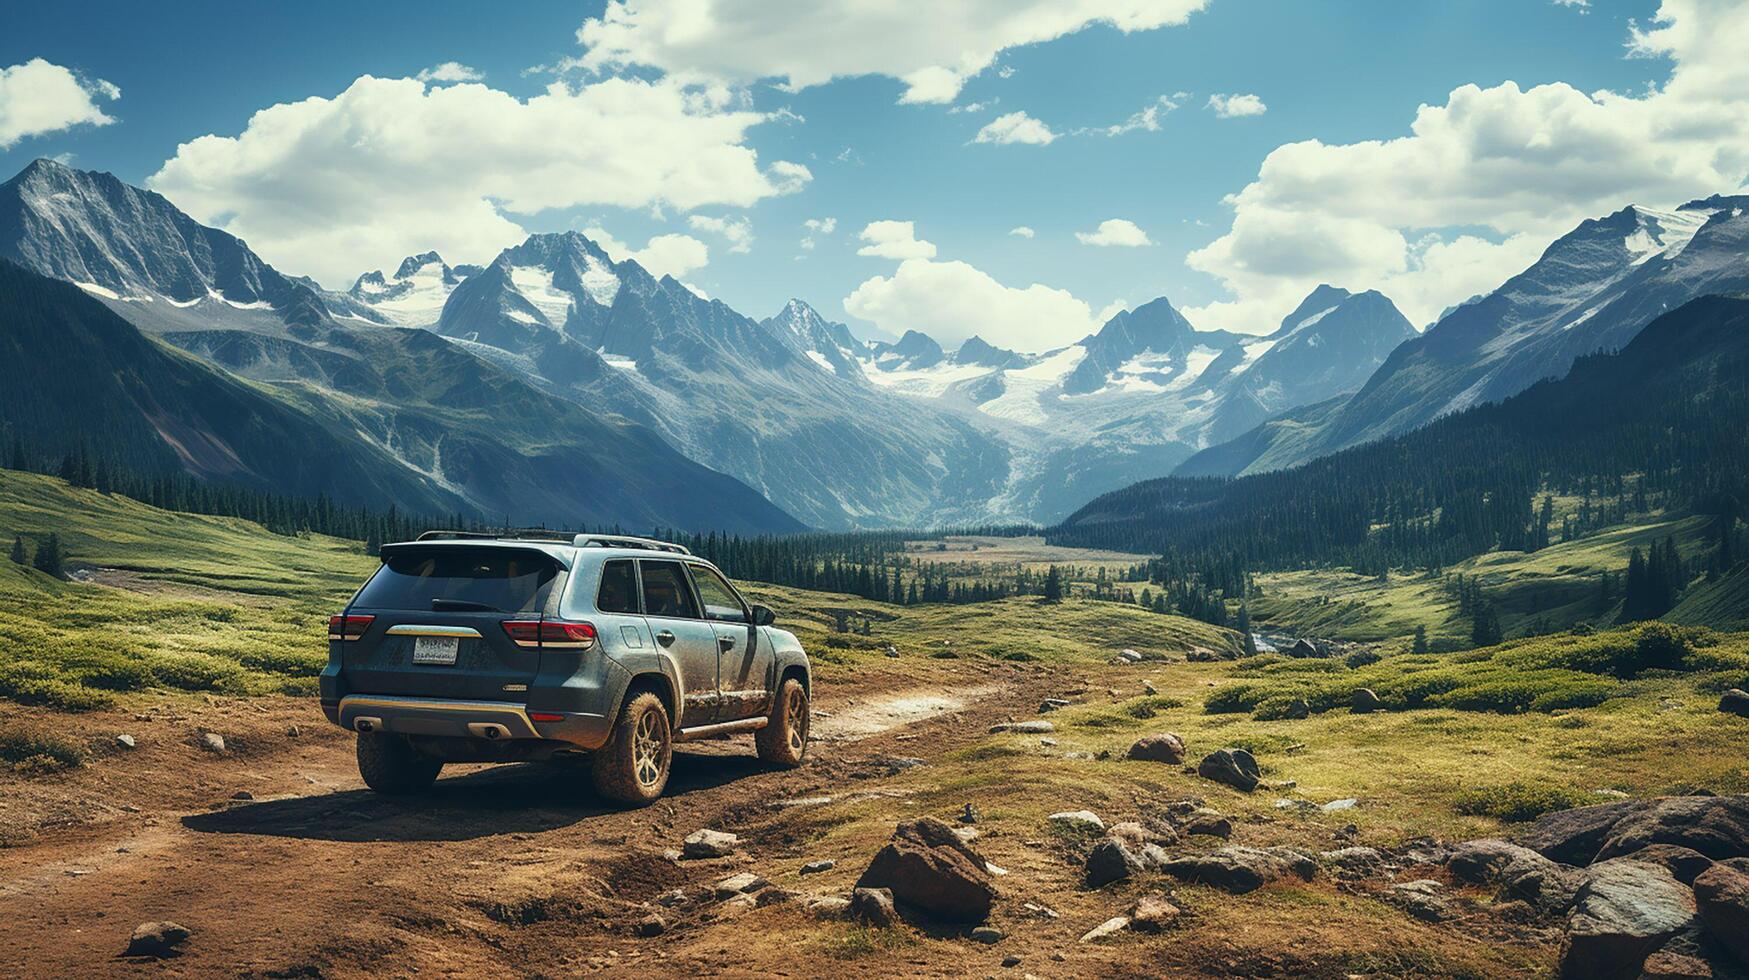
412, 636, 459, 665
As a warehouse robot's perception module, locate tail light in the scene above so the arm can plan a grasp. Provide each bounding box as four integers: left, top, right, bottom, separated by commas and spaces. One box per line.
502, 620, 597, 650
328, 614, 375, 641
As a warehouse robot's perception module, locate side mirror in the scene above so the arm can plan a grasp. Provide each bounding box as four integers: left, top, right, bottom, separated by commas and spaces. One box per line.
751, 604, 776, 626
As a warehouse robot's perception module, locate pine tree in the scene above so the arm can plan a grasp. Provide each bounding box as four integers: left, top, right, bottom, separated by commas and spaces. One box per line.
1471, 601, 1502, 647
8, 535, 25, 565
1042, 565, 1063, 603
1412, 624, 1429, 654
32, 532, 64, 578
1237, 604, 1257, 655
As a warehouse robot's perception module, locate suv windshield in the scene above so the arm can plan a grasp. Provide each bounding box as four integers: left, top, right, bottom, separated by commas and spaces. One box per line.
354, 546, 559, 613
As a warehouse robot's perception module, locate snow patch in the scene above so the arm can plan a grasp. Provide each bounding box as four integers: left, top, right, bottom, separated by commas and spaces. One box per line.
510, 265, 572, 327
579, 255, 621, 307
598, 349, 641, 374
978, 346, 1085, 426
206, 288, 272, 310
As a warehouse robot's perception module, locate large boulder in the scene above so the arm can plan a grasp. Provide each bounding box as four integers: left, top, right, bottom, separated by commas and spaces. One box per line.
1351, 688, 1383, 714
1596, 796, 1749, 863
123, 922, 191, 959
856, 818, 998, 923
850, 887, 897, 927
1085, 837, 1147, 888
1513, 799, 1652, 865
1197, 748, 1261, 793
1157, 846, 1317, 894
1692, 862, 1749, 966
683, 828, 739, 858
1449, 839, 1553, 883
1449, 839, 1584, 913
1719, 689, 1749, 718
1618, 844, 1715, 885
1126, 732, 1186, 765
1287, 639, 1322, 658
1560, 859, 1698, 980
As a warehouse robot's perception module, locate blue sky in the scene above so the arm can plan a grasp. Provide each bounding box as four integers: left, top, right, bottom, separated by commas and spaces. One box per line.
5, 0, 1743, 350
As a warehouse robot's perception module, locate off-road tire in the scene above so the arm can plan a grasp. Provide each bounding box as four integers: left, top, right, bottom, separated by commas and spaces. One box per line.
356, 732, 442, 794
592, 691, 672, 806
756, 677, 809, 767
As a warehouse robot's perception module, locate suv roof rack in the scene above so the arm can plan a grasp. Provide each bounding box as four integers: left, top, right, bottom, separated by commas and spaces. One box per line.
572, 534, 692, 555
414, 528, 576, 544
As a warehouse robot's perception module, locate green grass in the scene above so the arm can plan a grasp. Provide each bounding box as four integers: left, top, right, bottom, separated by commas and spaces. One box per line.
1452, 782, 1603, 822
0, 725, 87, 773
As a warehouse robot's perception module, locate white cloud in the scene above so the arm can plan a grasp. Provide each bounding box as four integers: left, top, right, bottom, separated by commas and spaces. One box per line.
148, 74, 807, 286
1099, 93, 1183, 135
800, 216, 837, 250
972, 110, 1058, 145
1076, 218, 1152, 247
1554, 0, 1590, 10
1186, 0, 1749, 332
845, 257, 1101, 351
0, 59, 120, 149
687, 213, 753, 252
583, 225, 712, 280
1009, 225, 1036, 238
415, 62, 483, 83
856, 220, 938, 260
572, 0, 1210, 105
1206, 92, 1267, 118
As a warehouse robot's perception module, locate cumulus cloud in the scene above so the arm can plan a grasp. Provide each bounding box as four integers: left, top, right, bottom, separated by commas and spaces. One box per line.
1554, 0, 1590, 10
1076, 218, 1152, 247
148, 74, 807, 286
0, 59, 120, 149
572, 0, 1210, 105
972, 110, 1057, 145
856, 220, 938, 260
1206, 92, 1267, 118
845, 257, 1101, 350
686, 213, 753, 252
415, 62, 483, 83
1098, 93, 1183, 135
1186, 0, 1749, 332
1009, 225, 1036, 238
582, 225, 712, 280
800, 216, 836, 250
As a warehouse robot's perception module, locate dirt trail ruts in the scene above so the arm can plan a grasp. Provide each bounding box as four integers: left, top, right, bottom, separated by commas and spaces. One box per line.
0, 665, 1062, 978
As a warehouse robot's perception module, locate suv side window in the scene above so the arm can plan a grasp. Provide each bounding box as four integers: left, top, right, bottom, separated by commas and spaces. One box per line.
597, 559, 640, 613
639, 560, 700, 619
689, 564, 748, 623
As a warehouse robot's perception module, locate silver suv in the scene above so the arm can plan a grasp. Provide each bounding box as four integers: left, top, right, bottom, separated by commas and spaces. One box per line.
319, 532, 812, 805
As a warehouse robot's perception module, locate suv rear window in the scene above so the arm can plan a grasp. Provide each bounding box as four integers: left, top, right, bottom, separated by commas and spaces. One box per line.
597, 559, 639, 613
355, 547, 559, 613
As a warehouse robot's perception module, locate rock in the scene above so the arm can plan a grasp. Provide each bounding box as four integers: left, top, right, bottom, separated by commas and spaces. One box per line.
756, 888, 796, 908
1287, 639, 1322, 658
123, 922, 191, 958
1108, 822, 1175, 850
1719, 689, 1749, 717
884, 645, 900, 658
1274, 798, 1317, 813
1143, 680, 1158, 695
850, 887, 897, 927
1197, 748, 1261, 792
1039, 698, 1070, 713
1351, 688, 1383, 713
657, 888, 688, 907
1079, 915, 1131, 943
115, 734, 136, 749
285, 725, 301, 737
1322, 798, 1358, 812
1283, 698, 1310, 720
1001, 953, 1021, 967
970, 926, 1005, 944
1156, 846, 1317, 894
1048, 810, 1105, 832
714, 872, 767, 899
1449, 839, 1557, 884
1596, 796, 1749, 863
1638, 949, 1715, 980
1125, 732, 1186, 765
1401, 837, 1453, 866
958, 803, 980, 824
1692, 862, 1749, 966
806, 896, 851, 918
1386, 879, 1456, 922
1085, 838, 1147, 888
230, 790, 253, 801
1119, 649, 1144, 663
683, 829, 738, 859
1618, 844, 1715, 885
801, 859, 836, 875
1178, 809, 1233, 839
990, 721, 1054, 734
1514, 799, 1652, 865
635, 913, 666, 937
199, 732, 226, 754
1320, 847, 1388, 878
1129, 895, 1180, 932
855, 817, 998, 923
1447, 838, 1584, 912
1562, 859, 1697, 980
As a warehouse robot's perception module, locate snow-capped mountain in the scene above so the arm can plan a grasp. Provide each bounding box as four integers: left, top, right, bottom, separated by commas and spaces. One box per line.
345, 251, 479, 327
1180, 197, 1749, 476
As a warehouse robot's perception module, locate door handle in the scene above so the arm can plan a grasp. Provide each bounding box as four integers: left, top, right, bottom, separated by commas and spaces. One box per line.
655, 630, 675, 647
717, 636, 735, 651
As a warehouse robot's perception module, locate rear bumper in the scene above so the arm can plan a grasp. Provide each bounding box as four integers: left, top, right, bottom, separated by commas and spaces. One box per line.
335, 694, 612, 750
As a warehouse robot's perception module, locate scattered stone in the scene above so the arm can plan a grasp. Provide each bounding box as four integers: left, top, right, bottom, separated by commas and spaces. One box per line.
123, 922, 191, 959
1001, 954, 1021, 967
1197, 748, 1261, 793
1108, 822, 1176, 850
1563, 859, 1697, 980
1351, 688, 1383, 714
1118, 649, 1144, 663
1692, 862, 1749, 966
1322, 798, 1358, 812
805, 896, 851, 919
1125, 732, 1186, 765
990, 721, 1055, 734
714, 872, 767, 899
1143, 680, 1158, 695
1386, 879, 1455, 922
1595, 796, 1749, 863
850, 887, 897, 927
1320, 847, 1388, 879
801, 860, 836, 875
885, 644, 900, 659
1079, 915, 1131, 943
855, 817, 999, 923
1283, 698, 1310, 720
1287, 639, 1322, 658
285, 725, 301, 738
1039, 737, 1058, 746
756, 888, 796, 908
1085, 838, 1146, 888
1449, 839, 1555, 884
230, 790, 254, 801
1039, 698, 1070, 713
635, 913, 666, 937
1400, 837, 1453, 866
657, 889, 688, 907
1022, 902, 1059, 920
771, 796, 834, 809
199, 732, 226, 754
1048, 810, 1105, 832
1178, 809, 1233, 839
1719, 689, 1749, 718
683, 829, 738, 859
1638, 949, 1715, 980
1129, 895, 1180, 932
115, 734, 136, 749
1274, 798, 1317, 813
970, 926, 1005, 944
1157, 846, 1317, 894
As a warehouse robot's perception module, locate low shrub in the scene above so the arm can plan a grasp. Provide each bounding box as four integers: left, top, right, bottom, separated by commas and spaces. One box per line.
1453, 782, 1600, 822
0, 727, 87, 773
